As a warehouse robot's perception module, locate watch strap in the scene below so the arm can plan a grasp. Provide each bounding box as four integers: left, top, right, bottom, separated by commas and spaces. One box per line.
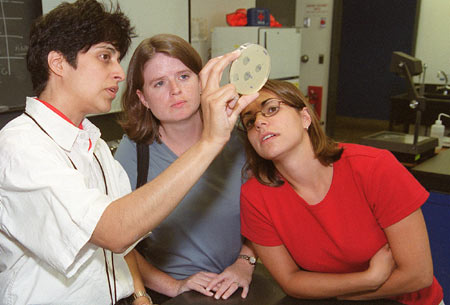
238, 254, 257, 265
133, 290, 152, 303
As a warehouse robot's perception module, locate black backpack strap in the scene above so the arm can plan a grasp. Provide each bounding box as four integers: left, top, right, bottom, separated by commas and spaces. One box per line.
136, 142, 149, 189
135, 142, 151, 257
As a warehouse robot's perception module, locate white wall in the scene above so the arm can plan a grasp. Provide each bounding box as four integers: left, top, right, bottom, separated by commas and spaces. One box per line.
42, 0, 189, 112
190, 0, 255, 65
415, 0, 450, 85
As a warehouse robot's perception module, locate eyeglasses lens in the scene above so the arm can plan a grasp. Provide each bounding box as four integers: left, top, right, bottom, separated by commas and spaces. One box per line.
243, 100, 282, 131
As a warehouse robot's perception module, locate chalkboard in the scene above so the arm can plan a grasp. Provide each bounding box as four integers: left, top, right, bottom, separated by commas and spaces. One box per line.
0, 0, 42, 112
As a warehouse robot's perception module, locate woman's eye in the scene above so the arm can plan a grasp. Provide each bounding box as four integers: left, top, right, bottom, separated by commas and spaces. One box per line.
245, 118, 255, 128
100, 53, 111, 61
180, 74, 189, 80
266, 106, 278, 114
154, 81, 164, 87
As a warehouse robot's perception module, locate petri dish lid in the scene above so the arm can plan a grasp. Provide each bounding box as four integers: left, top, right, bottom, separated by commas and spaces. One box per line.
229, 43, 271, 95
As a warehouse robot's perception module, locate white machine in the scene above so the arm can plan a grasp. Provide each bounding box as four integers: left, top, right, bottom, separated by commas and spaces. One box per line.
211, 26, 301, 86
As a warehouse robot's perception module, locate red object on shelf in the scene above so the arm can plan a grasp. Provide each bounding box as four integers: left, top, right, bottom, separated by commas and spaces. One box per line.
226, 9, 247, 26
247, 8, 270, 26
226, 8, 282, 27
270, 14, 282, 27
307, 86, 322, 119
258, 12, 265, 21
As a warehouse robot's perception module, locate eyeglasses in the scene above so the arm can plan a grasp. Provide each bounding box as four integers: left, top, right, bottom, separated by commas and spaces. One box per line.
240, 99, 286, 131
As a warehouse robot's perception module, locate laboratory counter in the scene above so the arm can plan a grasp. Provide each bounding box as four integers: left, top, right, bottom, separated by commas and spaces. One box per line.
410, 148, 450, 194
161, 263, 401, 305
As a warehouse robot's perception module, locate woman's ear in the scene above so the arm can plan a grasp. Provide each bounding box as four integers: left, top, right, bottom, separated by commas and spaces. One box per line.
300, 107, 312, 130
136, 89, 150, 109
47, 51, 65, 77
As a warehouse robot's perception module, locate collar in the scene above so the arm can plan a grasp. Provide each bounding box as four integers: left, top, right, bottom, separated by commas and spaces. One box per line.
25, 97, 101, 152
36, 98, 83, 129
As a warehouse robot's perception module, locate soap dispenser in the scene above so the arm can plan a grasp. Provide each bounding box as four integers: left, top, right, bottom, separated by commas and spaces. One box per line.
430, 113, 450, 149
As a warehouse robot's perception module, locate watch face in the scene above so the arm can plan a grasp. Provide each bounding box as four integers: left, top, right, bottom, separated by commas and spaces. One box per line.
239, 254, 257, 265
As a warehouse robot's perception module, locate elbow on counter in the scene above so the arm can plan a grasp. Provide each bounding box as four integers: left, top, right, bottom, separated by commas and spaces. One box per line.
409, 257, 435, 291
395, 265, 434, 295
279, 269, 435, 300
412, 270, 434, 292
282, 287, 304, 300
280, 283, 324, 300
277, 280, 303, 299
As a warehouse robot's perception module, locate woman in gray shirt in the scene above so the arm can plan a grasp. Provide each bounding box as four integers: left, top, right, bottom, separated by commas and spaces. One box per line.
115, 34, 257, 303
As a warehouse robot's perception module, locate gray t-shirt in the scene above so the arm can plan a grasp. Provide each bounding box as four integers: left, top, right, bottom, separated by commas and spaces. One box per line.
114, 131, 246, 279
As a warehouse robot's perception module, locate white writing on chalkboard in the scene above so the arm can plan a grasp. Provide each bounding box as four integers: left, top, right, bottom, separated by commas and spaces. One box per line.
0, 0, 41, 111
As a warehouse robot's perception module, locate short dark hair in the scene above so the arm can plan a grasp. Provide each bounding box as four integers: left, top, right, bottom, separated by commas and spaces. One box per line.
26, 0, 135, 96
241, 79, 343, 187
120, 34, 203, 144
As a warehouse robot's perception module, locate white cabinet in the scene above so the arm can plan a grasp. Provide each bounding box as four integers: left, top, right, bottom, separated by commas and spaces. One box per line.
211, 26, 301, 85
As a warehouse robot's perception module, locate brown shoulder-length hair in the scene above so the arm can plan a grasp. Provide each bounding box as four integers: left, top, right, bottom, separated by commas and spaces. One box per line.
241, 79, 343, 187
119, 34, 203, 144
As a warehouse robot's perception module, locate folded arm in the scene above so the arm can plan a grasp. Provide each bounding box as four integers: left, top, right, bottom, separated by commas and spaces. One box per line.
338, 208, 434, 300
254, 208, 433, 300
252, 242, 394, 299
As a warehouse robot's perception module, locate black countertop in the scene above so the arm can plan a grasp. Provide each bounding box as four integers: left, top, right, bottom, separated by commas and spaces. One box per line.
162, 264, 401, 305
411, 148, 450, 193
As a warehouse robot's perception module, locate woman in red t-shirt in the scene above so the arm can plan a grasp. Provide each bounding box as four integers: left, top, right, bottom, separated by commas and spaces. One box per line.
239, 79, 444, 305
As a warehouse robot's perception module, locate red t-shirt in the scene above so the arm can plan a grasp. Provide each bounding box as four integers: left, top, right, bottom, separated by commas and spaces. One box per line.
241, 143, 443, 305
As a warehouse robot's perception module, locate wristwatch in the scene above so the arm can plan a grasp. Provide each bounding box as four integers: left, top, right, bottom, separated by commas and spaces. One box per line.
133, 290, 152, 303
238, 254, 257, 265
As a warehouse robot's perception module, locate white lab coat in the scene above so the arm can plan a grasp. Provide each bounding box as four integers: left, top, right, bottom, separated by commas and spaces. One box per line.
0, 97, 134, 305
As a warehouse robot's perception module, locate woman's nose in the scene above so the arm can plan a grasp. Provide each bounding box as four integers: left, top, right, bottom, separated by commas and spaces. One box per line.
113, 62, 125, 82
169, 80, 181, 95
254, 112, 268, 130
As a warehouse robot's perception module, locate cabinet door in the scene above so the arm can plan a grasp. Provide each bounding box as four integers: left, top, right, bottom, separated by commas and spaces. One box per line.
259, 28, 301, 79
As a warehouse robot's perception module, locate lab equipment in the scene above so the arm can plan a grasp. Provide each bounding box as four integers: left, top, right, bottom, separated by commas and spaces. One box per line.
436, 70, 449, 95
430, 113, 450, 149
361, 52, 438, 164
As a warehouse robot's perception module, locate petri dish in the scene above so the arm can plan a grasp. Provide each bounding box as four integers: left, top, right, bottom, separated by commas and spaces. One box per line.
229, 43, 271, 95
